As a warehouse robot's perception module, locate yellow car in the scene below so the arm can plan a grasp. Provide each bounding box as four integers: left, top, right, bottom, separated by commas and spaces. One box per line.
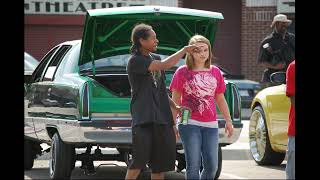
249, 72, 291, 165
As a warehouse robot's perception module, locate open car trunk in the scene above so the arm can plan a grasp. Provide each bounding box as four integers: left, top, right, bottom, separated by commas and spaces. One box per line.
76, 6, 224, 115
89, 73, 131, 98
78, 6, 223, 73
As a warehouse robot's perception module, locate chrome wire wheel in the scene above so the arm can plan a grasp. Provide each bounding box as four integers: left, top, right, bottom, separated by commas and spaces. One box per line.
249, 106, 286, 165
249, 107, 267, 162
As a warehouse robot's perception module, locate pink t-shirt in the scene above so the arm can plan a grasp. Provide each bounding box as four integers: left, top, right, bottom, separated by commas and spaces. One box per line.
169, 65, 226, 122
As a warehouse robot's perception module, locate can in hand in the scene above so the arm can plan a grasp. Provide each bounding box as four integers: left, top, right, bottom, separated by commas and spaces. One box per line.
180, 107, 191, 125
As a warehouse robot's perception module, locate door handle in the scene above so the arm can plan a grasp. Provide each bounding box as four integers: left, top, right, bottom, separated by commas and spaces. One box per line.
47, 88, 52, 96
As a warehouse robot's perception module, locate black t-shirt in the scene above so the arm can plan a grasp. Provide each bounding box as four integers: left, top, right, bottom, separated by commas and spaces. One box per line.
127, 53, 174, 127
257, 31, 295, 71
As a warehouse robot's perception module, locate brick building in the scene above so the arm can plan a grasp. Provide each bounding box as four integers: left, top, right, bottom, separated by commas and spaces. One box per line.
24, 0, 295, 82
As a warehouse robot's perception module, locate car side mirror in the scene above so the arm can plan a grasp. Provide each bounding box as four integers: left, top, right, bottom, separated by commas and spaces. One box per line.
270, 72, 286, 84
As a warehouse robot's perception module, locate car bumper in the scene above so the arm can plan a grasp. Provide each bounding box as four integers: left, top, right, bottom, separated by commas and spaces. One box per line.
58, 120, 243, 148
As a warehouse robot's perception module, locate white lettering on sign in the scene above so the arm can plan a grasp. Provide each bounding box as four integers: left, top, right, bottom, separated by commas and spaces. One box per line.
24, 0, 150, 14
277, 0, 295, 13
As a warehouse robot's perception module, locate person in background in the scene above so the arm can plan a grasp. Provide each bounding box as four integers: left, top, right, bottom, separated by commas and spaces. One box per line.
285, 60, 295, 179
257, 14, 295, 88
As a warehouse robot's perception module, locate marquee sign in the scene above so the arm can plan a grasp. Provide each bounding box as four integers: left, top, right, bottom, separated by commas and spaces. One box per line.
24, 0, 150, 14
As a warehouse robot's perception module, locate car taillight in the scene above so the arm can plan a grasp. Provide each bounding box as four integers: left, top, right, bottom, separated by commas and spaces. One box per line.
90, 113, 132, 127
82, 82, 90, 120
232, 84, 241, 121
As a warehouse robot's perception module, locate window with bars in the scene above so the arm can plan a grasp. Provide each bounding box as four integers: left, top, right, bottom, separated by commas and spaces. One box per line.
246, 0, 277, 7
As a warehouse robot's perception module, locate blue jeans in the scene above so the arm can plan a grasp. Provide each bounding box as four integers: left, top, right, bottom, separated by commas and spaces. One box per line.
178, 124, 219, 180
286, 136, 295, 179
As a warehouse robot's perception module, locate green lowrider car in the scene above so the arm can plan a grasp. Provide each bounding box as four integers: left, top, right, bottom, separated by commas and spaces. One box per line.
24, 6, 243, 179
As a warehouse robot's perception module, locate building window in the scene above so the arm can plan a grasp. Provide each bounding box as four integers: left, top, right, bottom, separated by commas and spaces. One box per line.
246, 11, 276, 22
255, 11, 276, 21
246, 0, 277, 7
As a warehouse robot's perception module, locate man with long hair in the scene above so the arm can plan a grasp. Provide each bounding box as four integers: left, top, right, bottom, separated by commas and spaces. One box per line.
126, 23, 198, 179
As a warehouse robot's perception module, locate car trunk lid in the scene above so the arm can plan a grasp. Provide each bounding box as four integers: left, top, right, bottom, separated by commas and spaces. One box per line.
78, 5, 223, 72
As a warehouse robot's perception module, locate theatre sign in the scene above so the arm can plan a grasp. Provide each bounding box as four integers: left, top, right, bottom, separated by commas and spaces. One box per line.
24, 0, 150, 14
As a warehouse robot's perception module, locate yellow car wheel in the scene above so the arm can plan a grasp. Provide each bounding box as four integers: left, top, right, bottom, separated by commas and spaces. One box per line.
249, 106, 285, 165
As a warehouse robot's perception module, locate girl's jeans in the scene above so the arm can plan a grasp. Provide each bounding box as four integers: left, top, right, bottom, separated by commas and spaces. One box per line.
178, 124, 219, 180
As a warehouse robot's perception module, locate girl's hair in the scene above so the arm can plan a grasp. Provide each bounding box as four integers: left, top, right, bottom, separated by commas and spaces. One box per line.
130, 23, 153, 55
186, 35, 213, 69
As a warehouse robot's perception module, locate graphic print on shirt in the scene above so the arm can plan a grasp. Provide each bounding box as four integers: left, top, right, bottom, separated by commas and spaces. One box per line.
183, 71, 217, 115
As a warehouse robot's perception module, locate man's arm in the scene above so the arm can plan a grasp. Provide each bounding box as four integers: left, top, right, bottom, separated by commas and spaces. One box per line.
148, 45, 198, 71
259, 47, 285, 70
168, 95, 178, 109
258, 38, 285, 70
262, 62, 285, 69
168, 94, 179, 125
169, 92, 181, 141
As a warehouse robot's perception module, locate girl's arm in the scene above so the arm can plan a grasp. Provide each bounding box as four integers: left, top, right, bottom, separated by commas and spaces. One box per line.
215, 93, 234, 137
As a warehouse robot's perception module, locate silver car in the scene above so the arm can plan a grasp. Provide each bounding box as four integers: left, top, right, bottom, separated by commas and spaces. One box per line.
24, 52, 39, 73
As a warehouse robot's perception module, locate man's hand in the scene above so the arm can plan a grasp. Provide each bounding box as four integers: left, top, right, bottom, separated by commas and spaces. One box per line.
225, 121, 234, 138
183, 45, 200, 54
175, 105, 182, 116
148, 44, 200, 71
173, 125, 180, 142
274, 62, 285, 69
175, 105, 192, 118
262, 62, 285, 70
170, 105, 180, 142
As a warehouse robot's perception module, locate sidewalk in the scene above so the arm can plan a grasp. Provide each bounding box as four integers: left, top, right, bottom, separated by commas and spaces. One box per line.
222, 120, 252, 160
